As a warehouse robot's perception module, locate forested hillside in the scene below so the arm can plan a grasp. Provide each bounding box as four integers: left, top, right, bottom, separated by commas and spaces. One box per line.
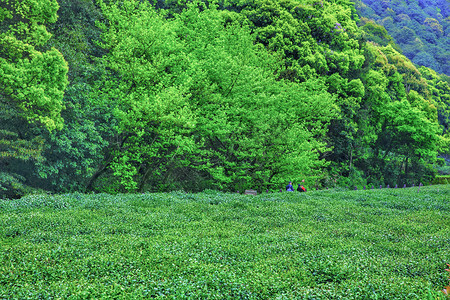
1, 0, 449, 198
354, 0, 450, 76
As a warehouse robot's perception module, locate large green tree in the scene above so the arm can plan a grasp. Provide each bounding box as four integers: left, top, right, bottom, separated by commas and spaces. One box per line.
419, 66, 450, 134
87, 0, 337, 193
219, 0, 366, 184
355, 43, 446, 185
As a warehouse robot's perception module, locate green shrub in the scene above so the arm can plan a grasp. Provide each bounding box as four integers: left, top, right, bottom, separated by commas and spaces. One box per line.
433, 176, 450, 185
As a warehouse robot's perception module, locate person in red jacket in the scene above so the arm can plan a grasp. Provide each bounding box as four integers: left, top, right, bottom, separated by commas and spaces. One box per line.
297, 179, 307, 192
297, 184, 306, 192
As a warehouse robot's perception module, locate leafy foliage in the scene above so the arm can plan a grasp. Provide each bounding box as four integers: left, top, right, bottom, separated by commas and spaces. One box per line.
89, 0, 338, 193
0, 0, 68, 130
31, 0, 113, 194
2, 0, 447, 196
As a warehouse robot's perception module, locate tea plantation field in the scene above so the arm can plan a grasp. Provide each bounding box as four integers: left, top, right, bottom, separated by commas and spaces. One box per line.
1, 186, 449, 299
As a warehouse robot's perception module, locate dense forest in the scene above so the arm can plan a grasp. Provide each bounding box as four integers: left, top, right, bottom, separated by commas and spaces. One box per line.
1, 0, 449, 198
354, 0, 450, 76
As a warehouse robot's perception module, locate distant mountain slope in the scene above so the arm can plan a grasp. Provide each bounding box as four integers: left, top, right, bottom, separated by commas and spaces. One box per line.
353, 0, 450, 75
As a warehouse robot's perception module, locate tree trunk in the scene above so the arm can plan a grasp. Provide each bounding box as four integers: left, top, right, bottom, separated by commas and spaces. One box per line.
349, 147, 353, 170
404, 156, 409, 184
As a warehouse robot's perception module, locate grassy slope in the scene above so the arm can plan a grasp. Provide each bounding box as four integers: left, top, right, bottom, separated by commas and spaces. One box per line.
1, 186, 449, 299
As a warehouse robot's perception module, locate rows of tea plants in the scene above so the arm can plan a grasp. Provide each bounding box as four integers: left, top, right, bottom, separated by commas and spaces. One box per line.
1, 186, 449, 299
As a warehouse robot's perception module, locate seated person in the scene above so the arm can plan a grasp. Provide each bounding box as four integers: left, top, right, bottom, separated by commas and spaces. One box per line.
297, 184, 306, 192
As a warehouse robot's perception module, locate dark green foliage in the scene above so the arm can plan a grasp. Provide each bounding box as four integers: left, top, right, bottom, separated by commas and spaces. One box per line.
0, 131, 45, 199
433, 175, 450, 184
30, 0, 112, 193
418, 66, 450, 134
0, 105, 45, 199
35, 83, 113, 193
1, 187, 449, 298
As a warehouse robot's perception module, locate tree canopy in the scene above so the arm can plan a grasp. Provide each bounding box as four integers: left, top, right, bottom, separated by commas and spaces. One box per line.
0, 0, 448, 197
353, 0, 450, 76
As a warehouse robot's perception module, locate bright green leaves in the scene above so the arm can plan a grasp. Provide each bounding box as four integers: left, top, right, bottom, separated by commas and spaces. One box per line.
92, 0, 338, 192
98, 0, 194, 132
418, 66, 450, 135
1, 48, 68, 130
90, 0, 445, 192
95, 0, 196, 192
0, 0, 59, 47
236, 0, 364, 80
175, 2, 337, 191
231, 0, 366, 187
351, 38, 445, 185
380, 99, 440, 160
358, 17, 399, 50
0, 0, 446, 195
0, 0, 68, 131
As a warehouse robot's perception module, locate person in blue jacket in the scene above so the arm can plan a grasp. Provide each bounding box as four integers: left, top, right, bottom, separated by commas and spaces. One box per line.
286, 181, 294, 191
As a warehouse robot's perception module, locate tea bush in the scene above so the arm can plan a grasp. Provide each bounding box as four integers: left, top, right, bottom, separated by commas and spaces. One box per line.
1, 186, 449, 299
